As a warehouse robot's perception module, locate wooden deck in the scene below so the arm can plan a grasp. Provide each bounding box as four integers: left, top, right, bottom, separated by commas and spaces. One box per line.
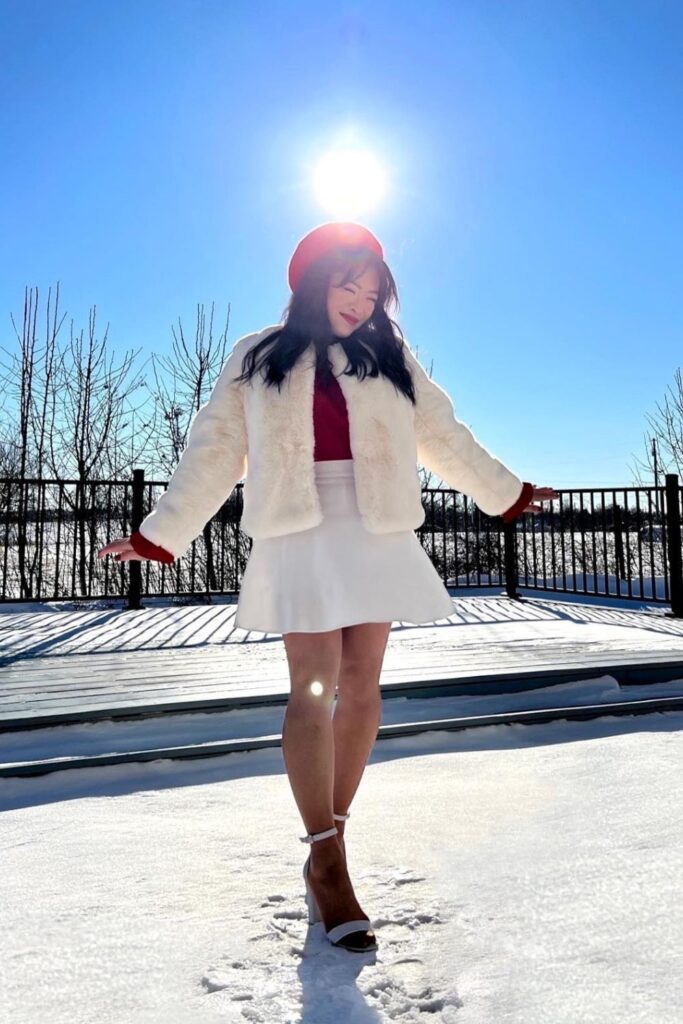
2, 591, 683, 729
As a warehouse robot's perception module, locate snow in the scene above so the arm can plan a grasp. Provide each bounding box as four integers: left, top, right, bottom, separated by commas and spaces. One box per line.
1, 592, 682, 1022
3, 674, 683, 769
2, 714, 681, 1023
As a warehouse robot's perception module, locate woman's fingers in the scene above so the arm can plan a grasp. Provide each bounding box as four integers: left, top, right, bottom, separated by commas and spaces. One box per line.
97, 537, 143, 561
532, 486, 561, 500
97, 538, 130, 558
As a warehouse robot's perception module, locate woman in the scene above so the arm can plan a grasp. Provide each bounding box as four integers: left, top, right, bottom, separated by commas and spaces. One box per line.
98, 221, 558, 954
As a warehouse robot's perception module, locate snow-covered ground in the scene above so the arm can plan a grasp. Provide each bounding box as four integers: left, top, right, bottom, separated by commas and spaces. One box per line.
1, 591, 682, 1022
1, 707, 681, 1022
2, 673, 683, 769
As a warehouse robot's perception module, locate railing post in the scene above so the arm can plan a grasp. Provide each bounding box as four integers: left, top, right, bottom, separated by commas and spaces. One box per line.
127, 468, 145, 611
503, 518, 521, 600
665, 473, 683, 618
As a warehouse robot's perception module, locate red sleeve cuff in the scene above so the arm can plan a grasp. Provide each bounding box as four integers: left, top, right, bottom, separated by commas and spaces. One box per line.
130, 530, 176, 564
501, 481, 535, 523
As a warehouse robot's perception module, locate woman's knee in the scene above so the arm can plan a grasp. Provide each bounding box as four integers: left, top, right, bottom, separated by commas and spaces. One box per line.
283, 627, 343, 703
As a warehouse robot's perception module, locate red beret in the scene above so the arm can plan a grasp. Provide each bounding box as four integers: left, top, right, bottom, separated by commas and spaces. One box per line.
287, 221, 384, 292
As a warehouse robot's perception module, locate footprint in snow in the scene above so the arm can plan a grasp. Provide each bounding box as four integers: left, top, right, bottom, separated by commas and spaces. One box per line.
199, 861, 463, 1020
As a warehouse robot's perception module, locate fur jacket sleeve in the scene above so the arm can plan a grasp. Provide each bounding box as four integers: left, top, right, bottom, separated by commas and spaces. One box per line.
400, 343, 534, 523
129, 334, 251, 563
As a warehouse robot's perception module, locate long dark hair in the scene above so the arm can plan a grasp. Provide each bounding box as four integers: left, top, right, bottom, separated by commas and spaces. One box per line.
232, 244, 417, 405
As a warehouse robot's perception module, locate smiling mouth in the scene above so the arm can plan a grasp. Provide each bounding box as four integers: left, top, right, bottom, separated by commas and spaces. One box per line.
341, 313, 359, 325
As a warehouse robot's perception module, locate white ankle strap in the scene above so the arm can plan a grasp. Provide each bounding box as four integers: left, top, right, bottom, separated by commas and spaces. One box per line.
299, 825, 339, 844
333, 812, 350, 820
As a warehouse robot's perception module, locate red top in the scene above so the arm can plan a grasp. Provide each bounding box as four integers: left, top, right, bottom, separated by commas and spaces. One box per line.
129, 364, 533, 563
312, 362, 353, 460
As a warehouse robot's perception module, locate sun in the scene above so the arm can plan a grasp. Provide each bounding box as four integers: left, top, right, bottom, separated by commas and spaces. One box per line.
312, 148, 385, 219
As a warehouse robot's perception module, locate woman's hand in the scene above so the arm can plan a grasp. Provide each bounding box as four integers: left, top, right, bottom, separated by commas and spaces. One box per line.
523, 485, 561, 515
97, 537, 147, 562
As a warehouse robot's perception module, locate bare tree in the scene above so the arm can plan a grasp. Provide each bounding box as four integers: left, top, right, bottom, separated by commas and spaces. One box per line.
144, 301, 242, 591
145, 301, 233, 472
53, 304, 157, 479
0, 284, 66, 477
0, 283, 158, 597
55, 303, 160, 593
0, 284, 68, 595
629, 366, 683, 485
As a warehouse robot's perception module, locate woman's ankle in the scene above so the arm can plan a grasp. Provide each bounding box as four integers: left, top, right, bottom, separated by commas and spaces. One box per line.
310, 834, 344, 866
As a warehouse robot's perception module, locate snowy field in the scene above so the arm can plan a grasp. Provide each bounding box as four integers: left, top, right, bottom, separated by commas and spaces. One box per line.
1, 590, 682, 1022
2, 706, 682, 1023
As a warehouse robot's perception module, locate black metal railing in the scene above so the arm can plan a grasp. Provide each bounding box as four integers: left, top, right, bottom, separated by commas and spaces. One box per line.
1, 471, 681, 617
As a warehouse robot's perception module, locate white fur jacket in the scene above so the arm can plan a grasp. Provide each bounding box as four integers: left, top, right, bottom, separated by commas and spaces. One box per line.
130, 324, 533, 563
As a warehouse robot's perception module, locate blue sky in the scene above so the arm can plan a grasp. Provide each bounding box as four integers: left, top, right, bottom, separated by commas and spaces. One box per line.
1, 0, 681, 489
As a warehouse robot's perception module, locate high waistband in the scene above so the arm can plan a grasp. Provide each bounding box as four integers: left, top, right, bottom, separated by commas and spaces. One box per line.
314, 458, 354, 477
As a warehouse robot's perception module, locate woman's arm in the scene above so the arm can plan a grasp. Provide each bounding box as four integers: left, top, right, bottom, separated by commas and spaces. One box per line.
402, 340, 534, 520
130, 333, 254, 562
500, 481, 536, 522
128, 531, 175, 563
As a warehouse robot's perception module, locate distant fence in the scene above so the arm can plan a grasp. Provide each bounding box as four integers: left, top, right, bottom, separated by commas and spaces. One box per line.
1, 470, 682, 617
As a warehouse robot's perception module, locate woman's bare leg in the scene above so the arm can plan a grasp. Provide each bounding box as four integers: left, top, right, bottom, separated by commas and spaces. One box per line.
332, 622, 391, 851
281, 628, 341, 838
281, 628, 373, 940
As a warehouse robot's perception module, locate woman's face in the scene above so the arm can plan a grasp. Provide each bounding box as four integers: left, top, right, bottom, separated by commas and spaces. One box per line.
326, 264, 380, 336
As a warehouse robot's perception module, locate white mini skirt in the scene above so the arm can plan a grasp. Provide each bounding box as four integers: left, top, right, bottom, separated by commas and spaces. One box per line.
234, 458, 454, 635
